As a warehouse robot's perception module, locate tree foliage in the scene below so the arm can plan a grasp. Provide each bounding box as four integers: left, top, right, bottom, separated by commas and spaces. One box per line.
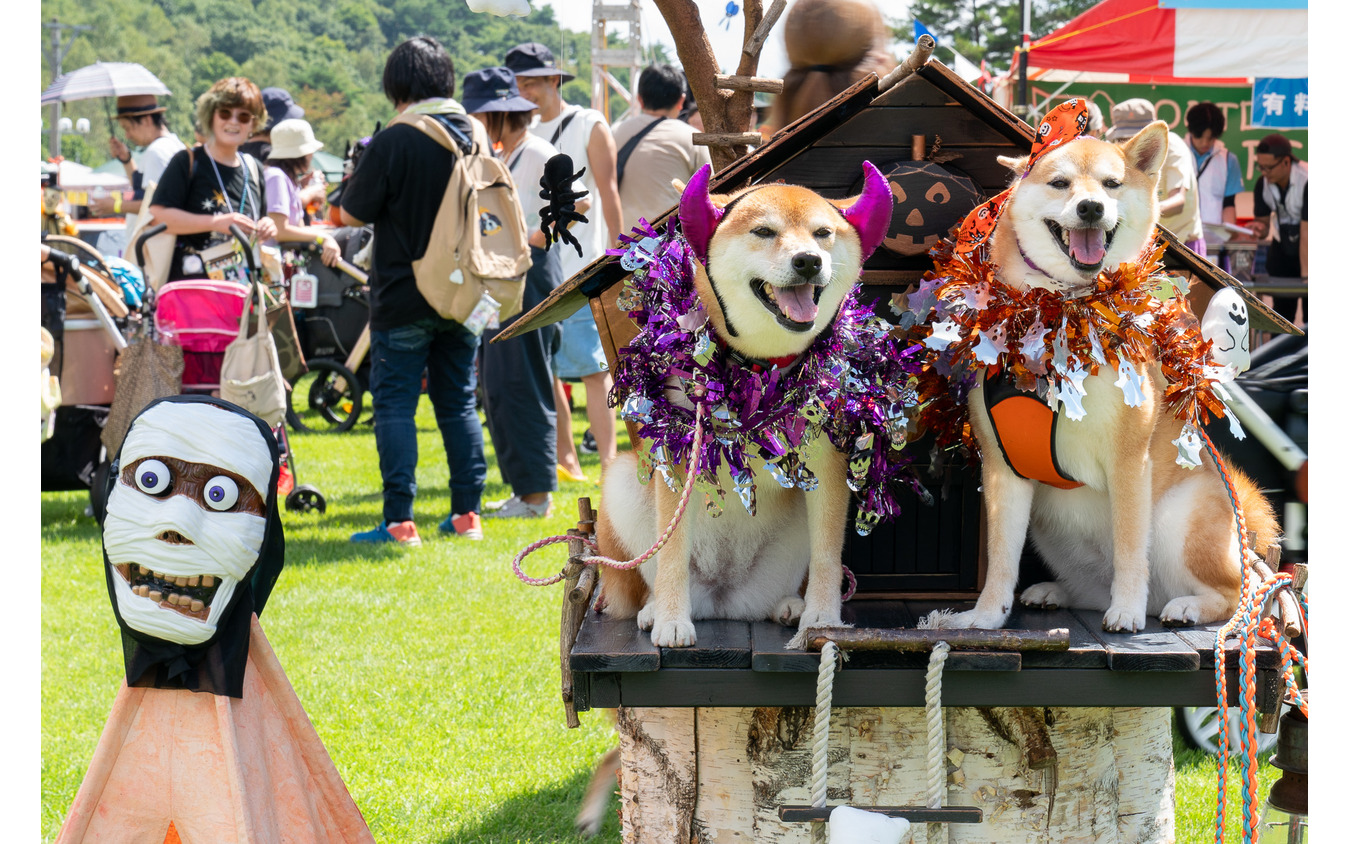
907, 0, 1099, 71
40, 0, 653, 165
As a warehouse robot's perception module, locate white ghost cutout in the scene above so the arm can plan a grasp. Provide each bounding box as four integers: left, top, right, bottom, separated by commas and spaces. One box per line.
1200, 287, 1251, 374
828, 805, 913, 844
466, 0, 532, 16
1114, 360, 1146, 407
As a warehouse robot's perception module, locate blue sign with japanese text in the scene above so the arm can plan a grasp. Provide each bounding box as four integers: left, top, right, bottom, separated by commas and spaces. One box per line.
1250, 77, 1308, 130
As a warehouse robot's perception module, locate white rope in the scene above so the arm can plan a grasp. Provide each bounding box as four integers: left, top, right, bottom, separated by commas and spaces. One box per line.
811, 640, 839, 844
925, 641, 951, 844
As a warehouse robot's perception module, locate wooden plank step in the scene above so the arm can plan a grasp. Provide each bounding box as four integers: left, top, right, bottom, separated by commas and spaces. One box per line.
1071, 609, 1201, 672
659, 619, 752, 669
570, 609, 659, 673
1170, 624, 1282, 671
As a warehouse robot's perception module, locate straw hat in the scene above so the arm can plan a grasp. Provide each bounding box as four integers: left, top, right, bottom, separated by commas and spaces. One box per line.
267, 119, 323, 159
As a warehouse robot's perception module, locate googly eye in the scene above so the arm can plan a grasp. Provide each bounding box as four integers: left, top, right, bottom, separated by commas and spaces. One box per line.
134, 459, 172, 495
203, 476, 240, 511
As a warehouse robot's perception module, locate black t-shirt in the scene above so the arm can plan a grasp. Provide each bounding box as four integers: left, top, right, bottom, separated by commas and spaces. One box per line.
341, 121, 466, 331
153, 146, 267, 278
1252, 175, 1308, 277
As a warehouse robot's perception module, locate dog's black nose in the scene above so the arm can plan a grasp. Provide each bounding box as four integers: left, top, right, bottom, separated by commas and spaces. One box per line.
792, 252, 823, 278
1077, 199, 1104, 223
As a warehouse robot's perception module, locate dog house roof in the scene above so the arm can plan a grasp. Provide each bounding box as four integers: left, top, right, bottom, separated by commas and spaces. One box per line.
497, 59, 1295, 341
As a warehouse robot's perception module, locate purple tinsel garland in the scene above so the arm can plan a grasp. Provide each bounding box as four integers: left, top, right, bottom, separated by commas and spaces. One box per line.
606, 219, 930, 535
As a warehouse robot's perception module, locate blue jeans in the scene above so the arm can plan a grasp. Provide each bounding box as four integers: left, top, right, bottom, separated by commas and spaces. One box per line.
370, 316, 486, 523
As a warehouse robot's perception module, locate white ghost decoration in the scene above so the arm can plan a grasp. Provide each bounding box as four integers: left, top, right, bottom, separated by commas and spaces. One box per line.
828, 806, 913, 843
1172, 424, 1205, 469
466, 0, 532, 16
1114, 360, 1146, 407
972, 323, 1009, 365
1200, 287, 1251, 374
925, 319, 963, 351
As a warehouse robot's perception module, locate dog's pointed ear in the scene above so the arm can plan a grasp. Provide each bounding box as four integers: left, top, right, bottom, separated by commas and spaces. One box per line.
839, 161, 893, 260
679, 164, 722, 262
997, 154, 1028, 173
1123, 120, 1169, 181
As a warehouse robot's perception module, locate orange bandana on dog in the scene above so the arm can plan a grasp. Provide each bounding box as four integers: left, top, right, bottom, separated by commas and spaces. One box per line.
954, 99, 1092, 254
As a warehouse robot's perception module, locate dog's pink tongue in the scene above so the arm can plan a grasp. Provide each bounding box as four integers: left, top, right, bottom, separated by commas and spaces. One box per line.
1069, 228, 1107, 265
776, 286, 819, 323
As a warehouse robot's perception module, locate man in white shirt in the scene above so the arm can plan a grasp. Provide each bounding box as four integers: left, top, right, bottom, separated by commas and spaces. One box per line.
611, 64, 712, 236
89, 94, 186, 238
1107, 98, 1205, 256
507, 41, 623, 472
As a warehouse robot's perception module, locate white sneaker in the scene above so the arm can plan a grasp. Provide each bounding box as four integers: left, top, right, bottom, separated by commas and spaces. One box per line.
483, 494, 552, 519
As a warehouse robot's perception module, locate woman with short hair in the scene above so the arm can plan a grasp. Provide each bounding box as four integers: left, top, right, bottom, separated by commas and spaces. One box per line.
149, 77, 277, 280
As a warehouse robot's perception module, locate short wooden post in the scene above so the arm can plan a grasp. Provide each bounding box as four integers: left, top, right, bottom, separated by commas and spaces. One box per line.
560, 498, 598, 728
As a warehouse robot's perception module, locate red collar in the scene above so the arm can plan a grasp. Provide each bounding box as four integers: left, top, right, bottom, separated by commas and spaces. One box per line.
713, 334, 803, 372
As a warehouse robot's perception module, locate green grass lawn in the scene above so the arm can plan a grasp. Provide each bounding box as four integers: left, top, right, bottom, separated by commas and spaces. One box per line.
40, 393, 1279, 842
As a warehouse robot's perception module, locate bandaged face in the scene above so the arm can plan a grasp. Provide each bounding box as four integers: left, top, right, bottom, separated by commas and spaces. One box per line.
103, 402, 273, 646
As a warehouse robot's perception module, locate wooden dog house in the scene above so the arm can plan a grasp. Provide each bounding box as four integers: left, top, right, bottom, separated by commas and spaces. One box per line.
500, 57, 1295, 843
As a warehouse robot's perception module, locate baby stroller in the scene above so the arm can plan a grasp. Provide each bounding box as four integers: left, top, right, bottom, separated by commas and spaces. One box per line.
135, 224, 327, 514
279, 226, 372, 434
41, 235, 143, 517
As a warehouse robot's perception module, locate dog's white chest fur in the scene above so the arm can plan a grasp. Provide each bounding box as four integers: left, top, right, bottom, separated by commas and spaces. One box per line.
603, 449, 817, 621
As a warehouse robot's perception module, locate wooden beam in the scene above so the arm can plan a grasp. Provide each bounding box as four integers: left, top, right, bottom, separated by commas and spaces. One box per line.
741, 0, 787, 61
693, 132, 762, 147
715, 74, 783, 94
880, 33, 936, 92
806, 627, 1071, 652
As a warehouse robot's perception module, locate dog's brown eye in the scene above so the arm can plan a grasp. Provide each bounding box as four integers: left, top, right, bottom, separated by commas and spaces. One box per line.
814, 228, 832, 239
752, 226, 776, 239
1049, 178, 1070, 189
1103, 178, 1122, 189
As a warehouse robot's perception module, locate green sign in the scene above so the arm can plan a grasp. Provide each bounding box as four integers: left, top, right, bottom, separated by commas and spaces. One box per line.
1042, 82, 1309, 192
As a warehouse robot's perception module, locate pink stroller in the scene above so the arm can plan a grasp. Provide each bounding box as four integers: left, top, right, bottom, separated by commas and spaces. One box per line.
134, 224, 326, 514
153, 278, 248, 392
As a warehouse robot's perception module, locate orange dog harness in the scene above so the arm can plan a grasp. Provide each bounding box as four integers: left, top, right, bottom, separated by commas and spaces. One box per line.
983, 368, 1084, 490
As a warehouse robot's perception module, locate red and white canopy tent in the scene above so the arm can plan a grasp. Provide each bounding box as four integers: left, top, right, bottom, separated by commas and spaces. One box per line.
991, 0, 1307, 109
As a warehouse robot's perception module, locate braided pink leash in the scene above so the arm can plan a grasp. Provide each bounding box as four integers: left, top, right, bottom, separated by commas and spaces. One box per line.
510, 403, 860, 600
511, 405, 709, 587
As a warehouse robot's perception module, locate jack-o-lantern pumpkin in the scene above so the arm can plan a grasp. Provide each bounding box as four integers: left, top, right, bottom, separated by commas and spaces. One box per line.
860, 160, 984, 257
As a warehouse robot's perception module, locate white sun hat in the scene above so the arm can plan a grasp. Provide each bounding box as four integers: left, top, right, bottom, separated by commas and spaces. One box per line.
268, 118, 324, 159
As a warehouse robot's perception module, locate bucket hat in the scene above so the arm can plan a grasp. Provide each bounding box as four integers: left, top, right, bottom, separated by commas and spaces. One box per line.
261, 87, 305, 132
504, 42, 576, 83
462, 67, 538, 114
1105, 98, 1157, 141
267, 119, 324, 159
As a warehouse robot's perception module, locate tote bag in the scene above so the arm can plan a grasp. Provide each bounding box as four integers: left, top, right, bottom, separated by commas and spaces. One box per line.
220, 281, 288, 426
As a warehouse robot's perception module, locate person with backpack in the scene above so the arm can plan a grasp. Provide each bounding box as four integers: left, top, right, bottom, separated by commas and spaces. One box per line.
610, 65, 711, 239
148, 77, 276, 281
507, 42, 622, 477
463, 67, 565, 520
338, 37, 502, 546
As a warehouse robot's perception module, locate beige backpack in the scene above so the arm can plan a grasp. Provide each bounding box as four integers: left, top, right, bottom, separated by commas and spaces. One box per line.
389, 111, 531, 325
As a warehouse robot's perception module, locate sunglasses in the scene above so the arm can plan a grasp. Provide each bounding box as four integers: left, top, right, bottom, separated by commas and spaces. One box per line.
1256, 158, 1289, 173
215, 108, 256, 125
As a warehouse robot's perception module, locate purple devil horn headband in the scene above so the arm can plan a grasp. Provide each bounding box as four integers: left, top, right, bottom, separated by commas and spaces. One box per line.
679, 163, 722, 263
841, 161, 892, 261
677, 161, 892, 263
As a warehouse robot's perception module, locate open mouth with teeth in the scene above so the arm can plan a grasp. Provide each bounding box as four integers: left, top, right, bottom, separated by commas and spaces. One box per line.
1045, 220, 1116, 273
752, 278, 825, 332
114, 551, 222, 622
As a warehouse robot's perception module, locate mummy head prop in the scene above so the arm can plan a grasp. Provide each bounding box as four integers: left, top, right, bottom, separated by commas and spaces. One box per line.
103, 399, 277, 647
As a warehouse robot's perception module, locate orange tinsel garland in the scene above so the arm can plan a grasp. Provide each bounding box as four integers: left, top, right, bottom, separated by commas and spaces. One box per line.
907, 238, 1228, 454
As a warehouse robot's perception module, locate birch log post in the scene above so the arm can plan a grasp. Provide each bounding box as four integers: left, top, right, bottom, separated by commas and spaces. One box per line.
616, 706, 1174, 843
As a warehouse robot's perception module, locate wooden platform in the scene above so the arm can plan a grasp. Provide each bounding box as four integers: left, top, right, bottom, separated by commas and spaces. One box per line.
570, 599, 1283, 713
